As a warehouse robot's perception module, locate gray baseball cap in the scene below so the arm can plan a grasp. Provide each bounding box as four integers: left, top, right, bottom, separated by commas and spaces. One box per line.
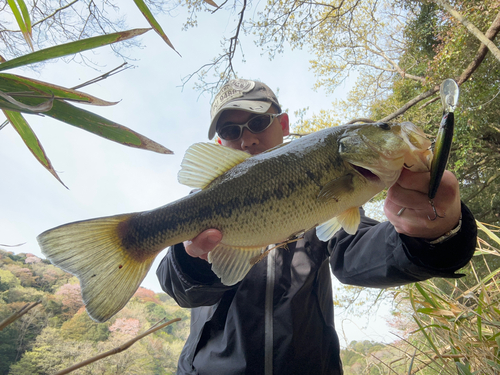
208, 79, 281, 139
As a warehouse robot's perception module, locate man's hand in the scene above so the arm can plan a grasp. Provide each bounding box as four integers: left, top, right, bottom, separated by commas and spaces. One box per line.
184, 229, 222, 261
384, 168, 461, 240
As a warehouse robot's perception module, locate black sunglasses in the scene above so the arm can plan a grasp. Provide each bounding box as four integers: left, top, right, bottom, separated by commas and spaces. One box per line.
217, 114, 279, 141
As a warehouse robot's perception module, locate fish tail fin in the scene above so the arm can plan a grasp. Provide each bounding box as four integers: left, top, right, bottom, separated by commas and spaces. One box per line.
37, 213, 155, 322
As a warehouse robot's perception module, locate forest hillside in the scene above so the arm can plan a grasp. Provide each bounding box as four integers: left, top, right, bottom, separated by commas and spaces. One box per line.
0, 248, 190, 375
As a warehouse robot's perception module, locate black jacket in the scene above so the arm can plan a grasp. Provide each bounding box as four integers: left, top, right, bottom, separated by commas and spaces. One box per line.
157, 203, 477, 375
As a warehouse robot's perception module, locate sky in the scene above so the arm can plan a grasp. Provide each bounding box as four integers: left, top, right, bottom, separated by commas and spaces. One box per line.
0, 3, 396, 346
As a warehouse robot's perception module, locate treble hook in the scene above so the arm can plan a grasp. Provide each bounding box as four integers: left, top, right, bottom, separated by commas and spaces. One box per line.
427, 199, 445, 221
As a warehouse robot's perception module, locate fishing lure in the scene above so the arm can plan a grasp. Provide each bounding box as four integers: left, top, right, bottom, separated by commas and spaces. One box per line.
428, 79, 460, 219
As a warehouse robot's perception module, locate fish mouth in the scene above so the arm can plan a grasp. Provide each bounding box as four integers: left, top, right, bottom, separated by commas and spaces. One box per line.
350, 164, 380, 182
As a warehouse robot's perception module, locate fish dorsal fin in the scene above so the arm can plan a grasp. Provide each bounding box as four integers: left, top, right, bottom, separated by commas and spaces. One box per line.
317, 174, 354, 203
208, 244, 266, 285
178, 143, 251, 189
336, 207, 361, 235
316, 217, 343, 241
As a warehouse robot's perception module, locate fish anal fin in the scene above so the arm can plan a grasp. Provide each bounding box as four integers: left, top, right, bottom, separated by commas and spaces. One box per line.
316, 217, 342, 241
208, 244, 266, 286
178, 142, 251, 189
336, 207, 361, 235
317, 174, 354, 203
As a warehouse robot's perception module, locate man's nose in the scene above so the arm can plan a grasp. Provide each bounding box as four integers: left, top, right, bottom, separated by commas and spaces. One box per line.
240, 128, 259, 149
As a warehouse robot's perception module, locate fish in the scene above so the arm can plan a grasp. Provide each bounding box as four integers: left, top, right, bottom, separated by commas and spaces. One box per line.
38, 121, 432, 322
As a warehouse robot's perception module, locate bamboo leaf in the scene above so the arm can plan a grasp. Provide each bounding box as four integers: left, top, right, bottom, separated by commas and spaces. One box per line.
415, 283, 438, 307
0, 90, 53, 113
455, 362, 474, 375
44, 100, 173, 154
412, 316, 442, 357
6, 0, 33, 50
416, 308, 455, 317
485, 360, 500, 371
0, 28, 150, 71
132, 0, 180, 55
16, 0, 31, 34
476, 220, 500, 246
0, 73, 118, 106
3, 110, 66, 187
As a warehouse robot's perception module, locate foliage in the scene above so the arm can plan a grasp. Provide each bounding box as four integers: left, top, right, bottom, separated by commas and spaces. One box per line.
1, 0, 179, 186
340, 340, 405, 375
0, 248, 187, 375
379, 0, 500, 225
381, 222, 500, 374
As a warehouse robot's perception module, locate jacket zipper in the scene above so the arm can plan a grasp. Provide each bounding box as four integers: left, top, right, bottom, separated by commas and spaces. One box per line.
264, 247, 275, 375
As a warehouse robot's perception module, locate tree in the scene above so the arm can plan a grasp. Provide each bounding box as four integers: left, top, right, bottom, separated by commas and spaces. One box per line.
1, 249, 189, 374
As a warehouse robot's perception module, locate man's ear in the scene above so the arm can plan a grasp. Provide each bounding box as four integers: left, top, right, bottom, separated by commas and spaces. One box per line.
279, 113, 290, 136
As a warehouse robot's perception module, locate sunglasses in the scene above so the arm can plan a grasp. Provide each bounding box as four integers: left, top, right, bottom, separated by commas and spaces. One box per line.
217, 113, 280, 141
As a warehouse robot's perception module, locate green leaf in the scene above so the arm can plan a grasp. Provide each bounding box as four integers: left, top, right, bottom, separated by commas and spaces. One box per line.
133, 0, 180, 55
0, 90, 53, 113
415, 283, 438, 308
0, 28, 150, 71
476, 220, 500, 246
43, 100, 173, 154
16, 0, 31, 33
0, 73, 118, 107
6, 0, 33, 50
455, 362, 474, 375
485, 360, 500, 370
3, 109, 66, 187
412, 317, 441, 358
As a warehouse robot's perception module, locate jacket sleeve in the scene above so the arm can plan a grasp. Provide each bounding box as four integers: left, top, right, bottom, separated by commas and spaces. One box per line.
156, 243, 236, 308
329, 202, 477, 288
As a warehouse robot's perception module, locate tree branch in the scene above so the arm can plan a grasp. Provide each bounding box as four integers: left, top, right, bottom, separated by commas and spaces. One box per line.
433, 0, 500, 63
0, 301, 41, 331
31, 0, 79, 28
380, 11, 500, 122
54, 317, 181, 375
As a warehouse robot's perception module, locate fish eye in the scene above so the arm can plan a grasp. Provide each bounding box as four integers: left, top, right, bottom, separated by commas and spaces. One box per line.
378, 123, 391, 130
338, 138, 350, 153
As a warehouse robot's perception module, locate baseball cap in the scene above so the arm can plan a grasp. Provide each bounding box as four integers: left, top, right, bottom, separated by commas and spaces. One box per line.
208, 79, 281, 139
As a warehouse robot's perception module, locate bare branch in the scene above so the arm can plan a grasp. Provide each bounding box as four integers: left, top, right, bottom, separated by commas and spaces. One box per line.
54, 317, 182, 375
31, 0, 79, 28
71, 62, 131, 90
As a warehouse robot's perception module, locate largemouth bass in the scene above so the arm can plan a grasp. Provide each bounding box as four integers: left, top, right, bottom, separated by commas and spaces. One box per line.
38, 122, 432, 322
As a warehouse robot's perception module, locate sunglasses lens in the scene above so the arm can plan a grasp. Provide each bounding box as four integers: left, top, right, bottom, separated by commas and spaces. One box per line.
218, 126, 241, 141
248, 115, 272, 132
218, 114, 276, 141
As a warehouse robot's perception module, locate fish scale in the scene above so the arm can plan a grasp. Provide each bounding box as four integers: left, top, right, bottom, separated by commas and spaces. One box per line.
38, 122, 432, 322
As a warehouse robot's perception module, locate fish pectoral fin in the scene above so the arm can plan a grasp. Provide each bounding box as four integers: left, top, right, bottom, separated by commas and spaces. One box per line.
208, 244, 266, 286
316, 218, 342, 241
336, 207, 361, 235
178, 142, 252, 189
317, 174, 354, 203
37, 214, 156, 323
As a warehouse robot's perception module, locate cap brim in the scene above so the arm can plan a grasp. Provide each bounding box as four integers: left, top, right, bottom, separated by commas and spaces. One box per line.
208, 100, 272, 139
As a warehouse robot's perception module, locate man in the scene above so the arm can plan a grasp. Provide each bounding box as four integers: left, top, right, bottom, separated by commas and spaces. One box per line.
157, 79, 477, 374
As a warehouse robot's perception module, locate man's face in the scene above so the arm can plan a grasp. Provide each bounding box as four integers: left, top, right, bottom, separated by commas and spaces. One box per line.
218, 109, 289, 155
